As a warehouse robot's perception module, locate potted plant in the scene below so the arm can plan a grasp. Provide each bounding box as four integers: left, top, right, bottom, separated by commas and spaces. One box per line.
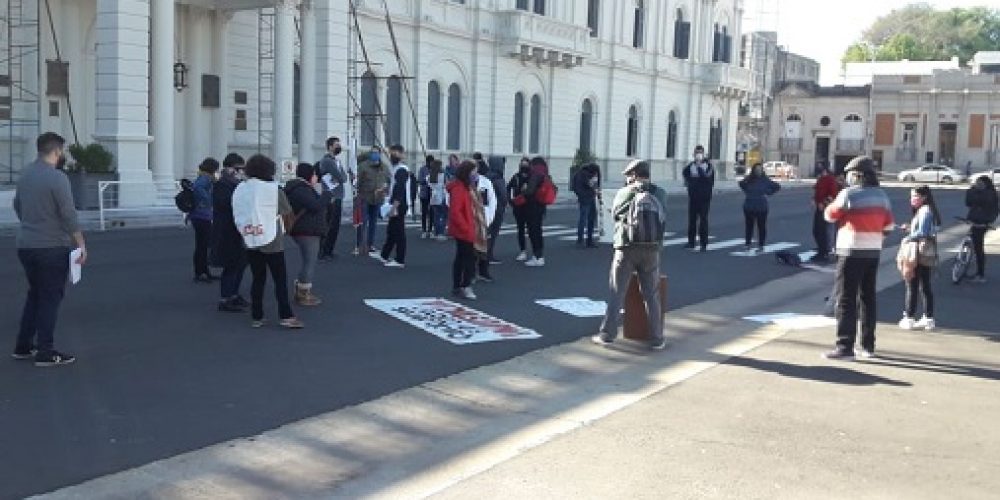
66, 143, 116, 210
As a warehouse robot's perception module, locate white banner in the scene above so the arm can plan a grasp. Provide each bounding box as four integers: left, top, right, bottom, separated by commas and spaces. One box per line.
365, 298, 541, 345
535, 298, 607, 317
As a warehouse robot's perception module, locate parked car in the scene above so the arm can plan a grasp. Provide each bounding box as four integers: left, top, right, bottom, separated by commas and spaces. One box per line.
896, 164, 968, 184
762, 161, 797, 179
969, 168, 1000, 185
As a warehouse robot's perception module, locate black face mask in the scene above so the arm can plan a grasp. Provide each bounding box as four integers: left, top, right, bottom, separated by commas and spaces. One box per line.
56, 155, 67, 170
333, 146, 342, 156
390, 156, 401, 165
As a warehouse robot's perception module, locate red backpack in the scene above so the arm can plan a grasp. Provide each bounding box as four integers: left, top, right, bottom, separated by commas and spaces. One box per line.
535, 175, 557, 205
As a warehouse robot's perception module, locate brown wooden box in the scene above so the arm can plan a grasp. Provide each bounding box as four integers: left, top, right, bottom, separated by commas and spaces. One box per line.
623, 274, 667, 341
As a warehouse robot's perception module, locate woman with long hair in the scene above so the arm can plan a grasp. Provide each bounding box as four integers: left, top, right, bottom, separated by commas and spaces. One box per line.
507, 157, 532, 260
447, 160, 487, 299
284, 163, 332, 306
738, 162, 781, 253
899, 185, 941, 331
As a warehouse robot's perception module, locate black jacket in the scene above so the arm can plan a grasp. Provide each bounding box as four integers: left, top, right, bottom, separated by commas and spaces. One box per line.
571, 166, 600, 202
966, 185, 999, 225
284, 179, 333, 237
682, 161, 715, 201
210, 175, 244, 267
508, 169, 531, 206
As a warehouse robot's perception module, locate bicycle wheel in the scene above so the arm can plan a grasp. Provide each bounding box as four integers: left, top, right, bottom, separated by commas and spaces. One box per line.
952, 239, 972, 284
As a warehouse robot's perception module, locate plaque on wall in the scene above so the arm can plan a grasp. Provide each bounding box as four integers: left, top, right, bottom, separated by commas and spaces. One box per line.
202, 74, 221, 108
46, 60, 69, 96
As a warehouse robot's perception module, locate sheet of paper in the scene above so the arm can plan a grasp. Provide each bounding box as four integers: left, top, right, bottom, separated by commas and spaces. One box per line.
69, 248, 82, 285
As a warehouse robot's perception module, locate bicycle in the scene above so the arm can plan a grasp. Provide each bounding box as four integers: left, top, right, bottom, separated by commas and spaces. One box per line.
951, 217, 994, 284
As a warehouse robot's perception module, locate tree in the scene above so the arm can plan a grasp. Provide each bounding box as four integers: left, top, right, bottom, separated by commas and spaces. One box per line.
842, 4, 1000, 65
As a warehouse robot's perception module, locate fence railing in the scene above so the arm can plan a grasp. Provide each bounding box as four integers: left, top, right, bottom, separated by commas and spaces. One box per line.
98, 180, 184, 231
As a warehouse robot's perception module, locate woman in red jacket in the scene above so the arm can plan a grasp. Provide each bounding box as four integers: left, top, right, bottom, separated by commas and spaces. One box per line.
448, 160, 486, 299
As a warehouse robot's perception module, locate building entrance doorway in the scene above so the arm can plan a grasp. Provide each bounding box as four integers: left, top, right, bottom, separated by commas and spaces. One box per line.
939, 123, 957, 166
814, 137, 830, 173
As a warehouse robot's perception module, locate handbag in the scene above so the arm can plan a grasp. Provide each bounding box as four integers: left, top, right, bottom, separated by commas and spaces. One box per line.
896, 241, 918, 280
917, 237, 938, 267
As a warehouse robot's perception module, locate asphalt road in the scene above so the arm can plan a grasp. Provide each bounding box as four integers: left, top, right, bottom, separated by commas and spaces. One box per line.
0, 185, 976, 499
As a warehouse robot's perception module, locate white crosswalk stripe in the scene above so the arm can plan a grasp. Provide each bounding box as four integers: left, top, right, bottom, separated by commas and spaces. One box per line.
703, 238, 747, 251
730, 242, 801, 257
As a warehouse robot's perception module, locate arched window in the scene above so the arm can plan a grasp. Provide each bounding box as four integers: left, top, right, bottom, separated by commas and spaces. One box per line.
784, 113, 802, 139
786, 113, 802, 122
447, 83, 462, 150
360, 71, 379, 147
666, 111, 678, 159
513, 92, 525, 154
713, 24, 732, 63
529, 94, 542, 154
708, 118, 723, 160
626, 105, 639, 157
427, 81, 441, 150
844, 114, 862, 122
386, 76, 402, 146
533, 0, 545, 15
580, 99, 594, 153
673, 8, 690, 59
841, 113, 864, 139
633, 0, 645, 49
587, 0, 600, 37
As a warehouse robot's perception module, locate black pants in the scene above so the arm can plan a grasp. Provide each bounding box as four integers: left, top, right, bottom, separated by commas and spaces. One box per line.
419, 197, 431, 233
220, 258, 247, 299
743, 209, 767, 248
525, 204, 545, 258
381, 210, 408, 264
812, 208, 830, 257
192, 218, 212, 277
687, 198, 711, 248
453, 240, 477, 289
486, 212, 503, 262
905, 265, 934, 318
320, 199, 343, 257
513, 206, 528, 252
835, 256, 879, 352
971, 226, 987, 277
247, 250, 294, 321
16, 247, 70, 355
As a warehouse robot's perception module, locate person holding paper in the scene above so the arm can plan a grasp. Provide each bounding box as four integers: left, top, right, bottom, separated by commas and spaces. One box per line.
11, 132, 87, 367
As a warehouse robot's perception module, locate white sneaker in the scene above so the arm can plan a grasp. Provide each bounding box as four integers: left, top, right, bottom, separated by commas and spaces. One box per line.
915, 316, 936, 331
461, 287, 477, 300
420, 232, 429, 239
898, 317, 916, 330
384, 260, 405, 268
435, 235, 448, 242
525, 257, 545, 267
515, 251, 528, 262
370, 252, 386, 263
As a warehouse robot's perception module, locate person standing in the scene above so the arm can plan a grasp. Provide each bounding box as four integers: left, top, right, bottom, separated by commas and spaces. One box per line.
485, 155, 508, 265
11, 132, 86, 366
738, 162, 781, 253
474, 159, 498, 281
213, 153, 250, 312
417, 155, 434, 238
285, 163, 333, 306
823, 156, 894, 360
191, 158, 220, 282
428, 159, 448, 240
592, 160, 668, 350
448, 160, 487, 299
521, 156, 553, 267
811, 164, 840, 263
318, 136, 349, 260
379, 144, 411, 268
898, 186, 941, 331
682, 145, 714, 252
232, 154, 304, 329
507, 157, 532, 261
356, 146, 391, 256
965, 177, 999, 282
572, 163, 602, 248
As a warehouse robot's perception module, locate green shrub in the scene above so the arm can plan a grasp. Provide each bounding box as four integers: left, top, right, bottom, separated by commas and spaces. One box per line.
67, 143, 115, 174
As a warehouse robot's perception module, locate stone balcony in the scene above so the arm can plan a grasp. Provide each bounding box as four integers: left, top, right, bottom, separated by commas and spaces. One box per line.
176, 0, 288, 9
495, 10, 591, 68
695, 63, 751, 98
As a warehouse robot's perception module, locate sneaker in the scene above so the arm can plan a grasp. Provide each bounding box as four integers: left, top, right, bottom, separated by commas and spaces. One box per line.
525, 257, 546, 267
384, 260, 405, 268
699, 246, 708, 253
821, 348, 855, 361
858, 348, 877, 359
515, 251, 528, 262
898, 317, 916, 330
420, 232, 429, 239
280, 317, 305, 329
461, 287, 477, 300
217, 299, 244, 313
650, 338, 668, 350
435, 235, 448, 242
591, 334, 613, 346
193, 274, 213, 284
251, 319, 266, 328
352, 247, 361, 256
915, 316, 936, 331
11, 348, 36, 360
34, 351, 76, 367
477, 274, 494, 283
971, 276, 987, 284
232, 295, 251, 308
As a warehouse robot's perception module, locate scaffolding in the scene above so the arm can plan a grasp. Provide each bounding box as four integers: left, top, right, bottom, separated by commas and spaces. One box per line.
0, 0, 41, 184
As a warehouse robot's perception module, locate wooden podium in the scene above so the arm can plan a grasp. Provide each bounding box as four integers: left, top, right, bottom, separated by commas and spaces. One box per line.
623, 274, 667, 341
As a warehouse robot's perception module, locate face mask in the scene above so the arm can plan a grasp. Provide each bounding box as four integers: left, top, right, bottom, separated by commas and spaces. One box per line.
695, 153, 704, 162
369, 152, 380, 163
390, 156, 400, 165
55, 155, 67, 170
332, 146, 342, 156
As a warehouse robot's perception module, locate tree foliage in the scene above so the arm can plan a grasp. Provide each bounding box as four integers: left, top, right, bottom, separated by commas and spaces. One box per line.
841, 3, 1000, 65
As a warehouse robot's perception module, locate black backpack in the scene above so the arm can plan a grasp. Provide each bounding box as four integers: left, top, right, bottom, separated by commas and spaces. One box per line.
774, 250, 802, 267
175, 178, 196, 213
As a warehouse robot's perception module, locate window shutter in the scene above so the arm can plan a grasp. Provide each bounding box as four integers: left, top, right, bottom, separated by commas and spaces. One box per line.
680, 22, 691, 59
724, 35, 733, 63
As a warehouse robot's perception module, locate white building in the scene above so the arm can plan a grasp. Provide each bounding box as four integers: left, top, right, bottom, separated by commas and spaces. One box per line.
841, 58, 960, 87
0, 0, 750, 202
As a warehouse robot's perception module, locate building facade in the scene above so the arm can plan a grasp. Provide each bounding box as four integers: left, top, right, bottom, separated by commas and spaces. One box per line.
0, 0, 750, 202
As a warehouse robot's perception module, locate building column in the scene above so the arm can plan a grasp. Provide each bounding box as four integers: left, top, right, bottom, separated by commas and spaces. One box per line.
212, 10, 231, 159
314, 0, 350, 167
184, 8, 208, 177
94, 0, 154, 206
150, 0, 175, 185
297, 2, 317, 162
272, 0, 296, 166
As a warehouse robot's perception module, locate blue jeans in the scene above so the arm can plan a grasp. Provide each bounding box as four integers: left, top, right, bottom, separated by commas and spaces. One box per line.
432, 204, 447, 236
364, 203, 380, 250
577, 198, 597, 242
16, 247, 71, 355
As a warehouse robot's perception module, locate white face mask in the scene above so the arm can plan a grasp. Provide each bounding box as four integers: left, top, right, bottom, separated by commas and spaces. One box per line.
695, 153, 704, 162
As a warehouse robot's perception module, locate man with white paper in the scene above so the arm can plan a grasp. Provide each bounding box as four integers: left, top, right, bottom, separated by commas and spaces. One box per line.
11, 132, 87, 367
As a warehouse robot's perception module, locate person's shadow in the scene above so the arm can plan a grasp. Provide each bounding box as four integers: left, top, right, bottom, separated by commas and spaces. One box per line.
727, 357, 912, 387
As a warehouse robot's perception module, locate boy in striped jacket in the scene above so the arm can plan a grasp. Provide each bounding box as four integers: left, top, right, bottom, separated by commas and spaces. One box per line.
823, 156, 894, 360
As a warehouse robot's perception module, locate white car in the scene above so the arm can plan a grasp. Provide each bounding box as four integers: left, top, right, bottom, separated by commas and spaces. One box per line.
761, 161, 797, 179
897, 165, 967, 184
969, 168, 1000, 185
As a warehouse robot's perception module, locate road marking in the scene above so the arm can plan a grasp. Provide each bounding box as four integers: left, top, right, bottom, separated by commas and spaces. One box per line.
663, 236, 716, 246
704, 238, 747, 251
730, 242, 801, 257
798, 250, 817, 262
497, 225, 570, 236
535, 298, 607, 317
558, 231, 676, 242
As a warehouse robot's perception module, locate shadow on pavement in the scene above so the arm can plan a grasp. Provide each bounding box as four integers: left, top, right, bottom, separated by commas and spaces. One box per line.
726, 356, 912, 387
866, 353, 1000, 382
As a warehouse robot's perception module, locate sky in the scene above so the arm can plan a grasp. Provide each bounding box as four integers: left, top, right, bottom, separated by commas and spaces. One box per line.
741, 0, 994, 86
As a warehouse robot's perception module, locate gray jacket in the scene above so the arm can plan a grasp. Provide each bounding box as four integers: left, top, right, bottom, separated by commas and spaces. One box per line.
318, 153, 348, 200
13, 159, 80, 248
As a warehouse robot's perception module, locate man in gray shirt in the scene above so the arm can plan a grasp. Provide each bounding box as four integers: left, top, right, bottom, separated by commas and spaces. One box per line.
12, 132, 87, 367
318, 136, 349, 260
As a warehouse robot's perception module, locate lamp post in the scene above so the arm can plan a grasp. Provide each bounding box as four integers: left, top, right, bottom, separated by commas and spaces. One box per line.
173, 62, 188, 92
